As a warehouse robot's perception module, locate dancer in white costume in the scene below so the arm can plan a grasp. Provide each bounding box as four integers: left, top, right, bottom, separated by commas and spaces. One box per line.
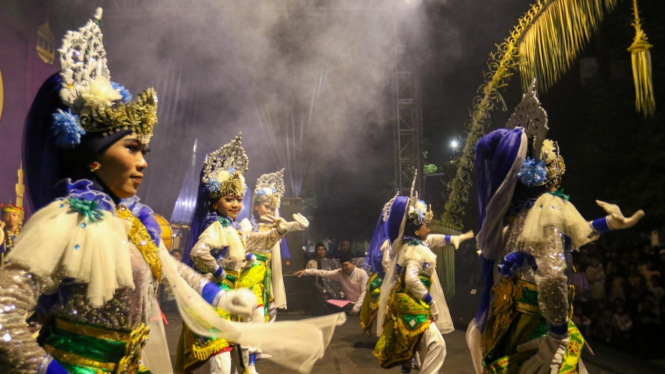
0, 9, 344, 374
374, 176, 462, 374
467, 80, 644, 374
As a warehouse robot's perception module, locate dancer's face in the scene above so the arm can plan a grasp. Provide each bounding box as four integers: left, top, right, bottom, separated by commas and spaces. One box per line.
254, 201, 275, 219
415, 223, 430, 241
215, 195, 243, 219
2, 211, 20, 229
95, 133, 149, 199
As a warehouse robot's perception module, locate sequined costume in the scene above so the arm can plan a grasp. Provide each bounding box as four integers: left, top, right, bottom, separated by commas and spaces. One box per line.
373, 186, 454, 374
0, 180, 237, 373
468, 80, 644, 374
177, 139, 324, 374
361, 194, 472, 335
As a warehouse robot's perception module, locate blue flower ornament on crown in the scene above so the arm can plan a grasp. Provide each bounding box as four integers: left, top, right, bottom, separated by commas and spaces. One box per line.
52, 8, 157, 149
507, 79, 565, 188
254, 169, 285, 210
202, 133, 249, 199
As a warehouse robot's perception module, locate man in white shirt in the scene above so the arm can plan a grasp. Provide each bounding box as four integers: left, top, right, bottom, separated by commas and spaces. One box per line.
296, 251, 369, 315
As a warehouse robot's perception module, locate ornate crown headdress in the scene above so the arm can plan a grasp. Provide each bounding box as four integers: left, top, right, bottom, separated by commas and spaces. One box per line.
1, 204, 24, 215
254, 169, 285, 210
406, 171, 433, 225
202, 133, 249, 199
506, 78, 565, 188
52, 8, 157, 148
382, 191, 400, 222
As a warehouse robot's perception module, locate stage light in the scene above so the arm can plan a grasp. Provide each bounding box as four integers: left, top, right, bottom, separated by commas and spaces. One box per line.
450, 140, 459, 150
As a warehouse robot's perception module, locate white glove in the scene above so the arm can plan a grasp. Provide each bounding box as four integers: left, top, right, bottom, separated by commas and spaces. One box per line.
429, 300, 440, 322
215, 288, 258, 317
517, 334, 569, 374
290, 213, 309, 230
596, 200, 645, 230
261, 214, 289, 233
450, 230, 474, 250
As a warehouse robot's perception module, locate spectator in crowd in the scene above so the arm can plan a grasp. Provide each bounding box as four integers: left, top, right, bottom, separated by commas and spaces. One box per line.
586, 256, 607, 301
640, 260, 661, 287
572, 306, 592, 337
649, 275, 665, 306
608, 275, 627, 303
614, 304, 633, 340
570, 262, 590, 302
171, 249, 182, 262
295, 251, 368, 315
595, 307, 616, 343
307, 242, 328, 286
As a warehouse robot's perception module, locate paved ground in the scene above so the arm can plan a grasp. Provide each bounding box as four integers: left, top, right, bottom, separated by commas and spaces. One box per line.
161, 310, 640, 374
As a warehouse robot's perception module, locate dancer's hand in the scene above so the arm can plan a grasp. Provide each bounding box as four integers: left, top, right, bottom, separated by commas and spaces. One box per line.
290, 213, 309, 230
450, 230, 474, 250
596, 200, 644, 230
216, 288, 257, 317
262, 214, 289, 233
429, 300, 440, 322
517, 333, 568, 374
294, 270, 307, 277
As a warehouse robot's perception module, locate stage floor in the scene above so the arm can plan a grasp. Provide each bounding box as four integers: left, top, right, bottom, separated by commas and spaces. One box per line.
162, 310, 621, 374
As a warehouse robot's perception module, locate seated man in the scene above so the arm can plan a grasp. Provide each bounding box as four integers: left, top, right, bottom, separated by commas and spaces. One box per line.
296, 251, 369, 315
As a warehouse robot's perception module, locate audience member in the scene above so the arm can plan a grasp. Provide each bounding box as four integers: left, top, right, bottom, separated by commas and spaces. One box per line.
295, 251, 368, 315
171, 249, 182, 262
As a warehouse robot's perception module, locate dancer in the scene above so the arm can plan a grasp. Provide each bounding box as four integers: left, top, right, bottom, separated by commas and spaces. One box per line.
360, 193, 473, 335
0, 9, 257, 373
467, 80, 644, 374
373, 180, 457, 374
0, 203, 23, 265
0, 9, 343, 373
177, 138, 309, 374
242, 168, 307, 323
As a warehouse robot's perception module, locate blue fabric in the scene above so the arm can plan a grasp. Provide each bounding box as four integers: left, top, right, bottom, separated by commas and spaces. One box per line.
474, 128, 525, 333
213, 266, 224, 278
249, 353, 257, 365
497, 251, 538, 277
386, 196, 409, 243
280, 238, 291, 260
201, 282, 224, 305
549, 322, 568, 336
591, 217, 611, 233
475, 255, 496, 332
423, 293, 433, 304
121, 196, 163, 245
55, 179, 115, 213
44, 355, 69, 374
183, 169, 215, 266
476, 128, 524, 231
444, 235, 452, 244
365, 211, 389, 273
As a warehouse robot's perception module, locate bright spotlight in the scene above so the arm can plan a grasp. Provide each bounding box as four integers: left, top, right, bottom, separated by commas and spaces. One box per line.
450, 140, 459, 150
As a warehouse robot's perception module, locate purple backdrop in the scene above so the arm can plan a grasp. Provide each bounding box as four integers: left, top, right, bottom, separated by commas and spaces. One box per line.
0, 2, 60, 218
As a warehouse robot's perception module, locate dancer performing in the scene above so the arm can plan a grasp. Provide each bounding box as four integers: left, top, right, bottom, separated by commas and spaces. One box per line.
0, 203, 23, 265
178, 138, 311, 374
0, 9, 343, 374
241, 168, 307, 323
360, 193, 473, 335
467, 80, 644, 374
373, 179, 460, 374
0, 9, 257, 373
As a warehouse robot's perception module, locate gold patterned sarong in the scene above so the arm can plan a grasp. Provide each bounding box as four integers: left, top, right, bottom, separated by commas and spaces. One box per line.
481, 278, 583, 374
373, 273, 432, 368
359, 272, 384, 333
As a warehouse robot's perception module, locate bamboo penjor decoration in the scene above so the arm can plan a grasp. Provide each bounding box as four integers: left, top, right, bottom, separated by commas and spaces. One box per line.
628, 0, 655, 117
439, 0, 646, 229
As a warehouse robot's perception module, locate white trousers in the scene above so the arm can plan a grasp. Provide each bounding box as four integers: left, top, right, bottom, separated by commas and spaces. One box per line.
417, 323, 447, 374
209, 351, 232, 374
